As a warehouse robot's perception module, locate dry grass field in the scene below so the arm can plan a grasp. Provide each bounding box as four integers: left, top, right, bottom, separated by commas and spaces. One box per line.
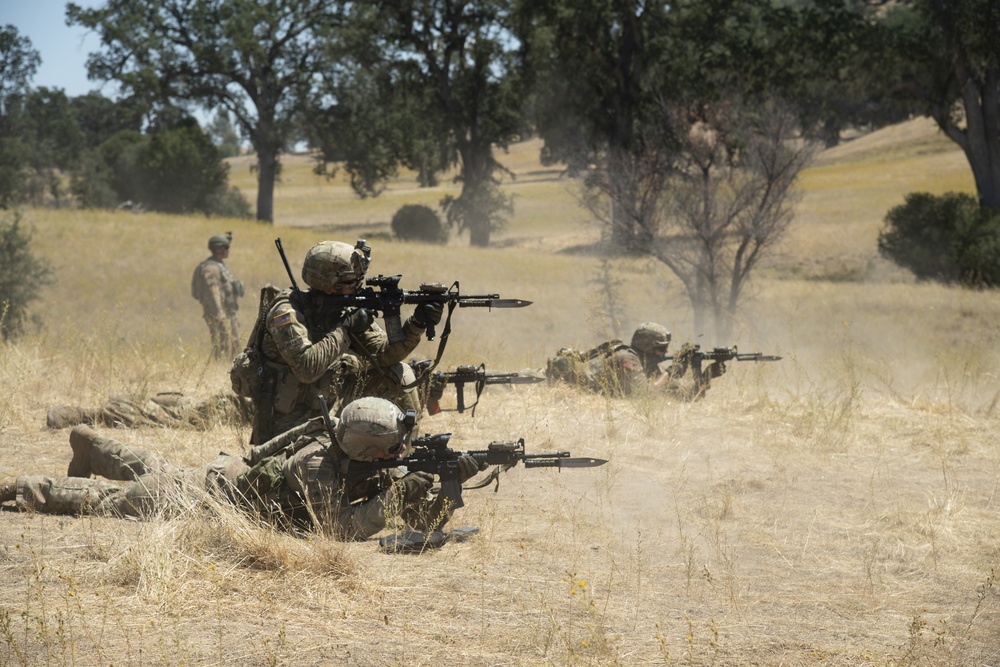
1, 116, 999, 666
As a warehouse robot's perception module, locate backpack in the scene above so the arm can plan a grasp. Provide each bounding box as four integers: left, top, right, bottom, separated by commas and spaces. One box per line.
546, 339, 628, 385
230, 284, 280, 398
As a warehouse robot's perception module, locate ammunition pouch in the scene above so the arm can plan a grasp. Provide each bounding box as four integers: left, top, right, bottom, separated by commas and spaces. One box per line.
268, 362, 304, 415
230, 348, 264, 398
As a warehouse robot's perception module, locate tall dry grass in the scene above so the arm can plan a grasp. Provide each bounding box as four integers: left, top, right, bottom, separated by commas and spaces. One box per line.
1, 118, 999, 666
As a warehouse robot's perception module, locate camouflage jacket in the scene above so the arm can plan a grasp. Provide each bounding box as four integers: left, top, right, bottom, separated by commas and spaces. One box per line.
191, 257, 241, 317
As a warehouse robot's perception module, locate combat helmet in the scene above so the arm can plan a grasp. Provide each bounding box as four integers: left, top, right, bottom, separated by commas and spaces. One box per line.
208, 232, 232, 250
301, 240, 370, 292
336, 396, 412, 461
630, 322, 672, 354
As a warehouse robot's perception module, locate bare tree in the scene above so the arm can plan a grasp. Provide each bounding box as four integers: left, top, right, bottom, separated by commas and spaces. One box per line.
583, 100, 815, 339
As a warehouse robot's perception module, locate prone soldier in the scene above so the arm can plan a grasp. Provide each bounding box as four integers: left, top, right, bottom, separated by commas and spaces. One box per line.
1, 398, 468, 540
45, 391, 253, 431
545, 322, 729, 401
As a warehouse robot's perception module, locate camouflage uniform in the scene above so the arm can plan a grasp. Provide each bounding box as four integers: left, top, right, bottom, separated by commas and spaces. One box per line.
11, 426, 249, 518
546, 341, 648, 397
239, 419, 436, 539
5, 400, 444, 540
46, 392, 253, 430
545, 323, 726, 400
253, 289, 424, 443
192, 235, 244, 360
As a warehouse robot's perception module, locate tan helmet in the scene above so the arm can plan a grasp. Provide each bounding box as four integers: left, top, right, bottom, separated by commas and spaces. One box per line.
336, 396, 410, 461
208, 233, 231, 250
630, 322, 672, 354
301, 240, 370, 291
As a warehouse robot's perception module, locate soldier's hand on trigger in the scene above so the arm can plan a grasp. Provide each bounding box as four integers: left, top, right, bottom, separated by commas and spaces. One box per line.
341, 308, 374, 334
456, 454, 487, 484
396, 471, 434, 502
413, 302, 444, 329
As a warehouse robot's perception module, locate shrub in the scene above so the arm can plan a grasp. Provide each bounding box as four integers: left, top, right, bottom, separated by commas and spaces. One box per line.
0, 212, 53, 340
390, 204, 448, 244
137, 118, 228, 214
878, 192, 1000, 287
204, 184, 252, 219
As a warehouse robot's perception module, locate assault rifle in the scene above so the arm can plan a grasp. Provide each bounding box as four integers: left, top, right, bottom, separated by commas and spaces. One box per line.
342, 273, 531, 345
274, 237, 531, 346
662, 345, 782, 365
349, 434, 606, 510
409, 360, 545, 415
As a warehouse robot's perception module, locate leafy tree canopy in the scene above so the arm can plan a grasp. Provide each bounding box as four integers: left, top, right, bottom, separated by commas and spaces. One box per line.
68, 0, 347, 222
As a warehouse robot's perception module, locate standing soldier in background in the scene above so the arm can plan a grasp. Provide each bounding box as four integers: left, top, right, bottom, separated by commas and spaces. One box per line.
192, 232, 244, 360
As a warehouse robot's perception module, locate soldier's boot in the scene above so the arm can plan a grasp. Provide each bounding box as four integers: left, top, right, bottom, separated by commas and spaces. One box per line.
47, 405, 99, 429
16, 475, 124, 515
68, 425, 175, 481
0, 472, 18, 504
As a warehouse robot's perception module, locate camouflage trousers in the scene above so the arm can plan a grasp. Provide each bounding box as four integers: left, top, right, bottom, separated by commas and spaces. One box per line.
46, 392, 253, 430
205, 311, 240, 361
15, 430, 249, 518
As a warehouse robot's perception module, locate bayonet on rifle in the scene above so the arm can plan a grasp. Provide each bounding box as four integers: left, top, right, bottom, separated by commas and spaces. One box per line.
349, 435, 606, 510
662, 345, 782, 363
410, 360, 545, 415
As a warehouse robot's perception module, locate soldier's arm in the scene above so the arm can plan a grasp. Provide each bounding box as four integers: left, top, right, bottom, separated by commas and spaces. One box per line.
267, 302, 351, 383
201, 264, 226, 317
345, 319, 423, 367
283, 443, 391, 540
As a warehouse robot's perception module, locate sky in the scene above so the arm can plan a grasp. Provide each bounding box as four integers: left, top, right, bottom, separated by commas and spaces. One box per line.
4, 0, 109, 97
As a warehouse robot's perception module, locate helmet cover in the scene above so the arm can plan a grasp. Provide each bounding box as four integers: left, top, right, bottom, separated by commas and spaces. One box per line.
630, 322, 672, 354
336, 396, 409, 461
301, 241, 369, 292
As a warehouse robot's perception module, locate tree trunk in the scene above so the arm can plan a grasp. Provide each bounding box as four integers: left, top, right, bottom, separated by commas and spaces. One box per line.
961, 70, 1000, 209
461, 142, 493, 247
469, 216, 490, 246
255, 146, 278, 223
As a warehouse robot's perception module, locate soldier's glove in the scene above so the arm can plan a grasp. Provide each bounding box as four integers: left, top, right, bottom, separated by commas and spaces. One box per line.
676, 343, 698, 363
341, 308, 374, 334
707, 361, 727, 379
412, 302, 444, 329
233, 280, 245, 298
396, 471, 434, 502
456, 454, 488, 484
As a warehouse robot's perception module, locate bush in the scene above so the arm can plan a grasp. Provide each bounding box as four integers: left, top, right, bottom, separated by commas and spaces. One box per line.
137, 118, 228, 214
0, 212, 53, 340
878, 192, 1000, 287
70, 150, 118, 209
205, 185, 252, 219
391, 204, 448, 244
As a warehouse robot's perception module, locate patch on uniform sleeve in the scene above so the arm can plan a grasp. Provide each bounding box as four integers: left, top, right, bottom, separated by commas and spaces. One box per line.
271, 311, 294, 329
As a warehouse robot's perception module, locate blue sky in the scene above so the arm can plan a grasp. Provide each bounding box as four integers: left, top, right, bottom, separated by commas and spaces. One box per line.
4, 0, 108, 97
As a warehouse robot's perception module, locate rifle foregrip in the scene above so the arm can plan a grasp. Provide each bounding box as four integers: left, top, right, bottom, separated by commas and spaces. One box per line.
440, 478, 465, 510
384, 313, 404, 345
